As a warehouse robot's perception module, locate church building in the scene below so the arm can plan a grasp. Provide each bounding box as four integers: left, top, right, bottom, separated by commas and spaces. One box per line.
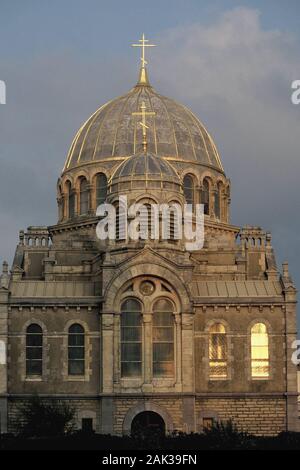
0, 36, 298, 436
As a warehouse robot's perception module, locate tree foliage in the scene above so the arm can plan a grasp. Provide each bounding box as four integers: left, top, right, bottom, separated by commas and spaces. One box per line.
16, 396, 75, 438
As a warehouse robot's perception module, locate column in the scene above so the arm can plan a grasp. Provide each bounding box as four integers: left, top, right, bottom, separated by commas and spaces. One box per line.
181, 312, 194, 393
101, 313, 114, 393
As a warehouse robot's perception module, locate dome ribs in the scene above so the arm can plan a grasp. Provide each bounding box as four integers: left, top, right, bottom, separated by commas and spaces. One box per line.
111, 88, 136, 157
62, 82, 224, 172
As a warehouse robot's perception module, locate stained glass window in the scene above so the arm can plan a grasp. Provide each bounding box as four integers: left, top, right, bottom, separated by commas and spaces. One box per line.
121, 299, 142, 377
251, 323, 269, 378
153, 299, 174, 377
209, 323, 227, 378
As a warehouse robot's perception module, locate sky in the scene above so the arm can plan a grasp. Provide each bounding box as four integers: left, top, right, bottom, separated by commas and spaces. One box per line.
0, 0, 299, 324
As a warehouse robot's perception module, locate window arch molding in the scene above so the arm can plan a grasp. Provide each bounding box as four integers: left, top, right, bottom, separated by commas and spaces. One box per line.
181, 169, 200, 186
63, 177, 74, 193
74, 170, 90, 187
118, 296, 145, 313
74, 173, 90, 209
106, 264, 191, 314
117, 277, 181, 315
166, 196, 182, 206
150, 296, 177, 314
114, 277, 183, 386
248, 319, 272, 380
135, 195, 160, 205
22, 318, 47, 334
247, 319, 272, 341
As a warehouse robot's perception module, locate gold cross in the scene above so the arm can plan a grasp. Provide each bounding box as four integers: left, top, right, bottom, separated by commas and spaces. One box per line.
132, 101, 156, 153
132, 33, 156, 68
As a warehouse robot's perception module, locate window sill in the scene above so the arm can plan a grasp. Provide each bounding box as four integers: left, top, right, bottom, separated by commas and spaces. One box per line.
66, 375, 88, 382
25, 376, 43, 382
208, 376, 229, 382
209, 377, 229, 382
152, 378, 176, 387
120, 378, 143, 387
251, 377, 270, 381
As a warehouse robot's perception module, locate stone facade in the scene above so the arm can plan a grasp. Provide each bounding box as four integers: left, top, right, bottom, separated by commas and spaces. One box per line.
0, 64, 298, 436
196, 397, 286, 436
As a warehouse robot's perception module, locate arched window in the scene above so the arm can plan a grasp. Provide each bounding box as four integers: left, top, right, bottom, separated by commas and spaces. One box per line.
58, 185, 63, 221
121, 299, 142, 377
167, 204, 181, 241
95, 173, 107, 207
67, 181, 75, 219
137, 203, 151, 240
79, 178, 89, 215
209, 323, 227, 378
115, 204, 120, 241
214, 183, 222, 219
26, 324, 43, 376
201, 179, 210, 215
251, 323, 269, 378
115, 201, 127, 241
68, 324, 85, 375
183, 175, 194, 207
152, 299, 174, 377
169, 210, 175, 241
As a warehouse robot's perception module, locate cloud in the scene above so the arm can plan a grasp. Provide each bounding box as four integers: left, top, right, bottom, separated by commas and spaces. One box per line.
0, 51, 134, 263
151, 7, 300, 284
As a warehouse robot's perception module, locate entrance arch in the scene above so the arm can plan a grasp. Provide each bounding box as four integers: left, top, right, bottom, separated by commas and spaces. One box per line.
131, 411, 165, 437
123, 402, 174, 435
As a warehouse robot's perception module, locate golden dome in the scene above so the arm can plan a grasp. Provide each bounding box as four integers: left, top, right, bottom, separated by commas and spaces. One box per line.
63, 69, 223, 173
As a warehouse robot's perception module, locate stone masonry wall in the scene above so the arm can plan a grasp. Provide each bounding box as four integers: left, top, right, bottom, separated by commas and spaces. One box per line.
196, 397, 286, 436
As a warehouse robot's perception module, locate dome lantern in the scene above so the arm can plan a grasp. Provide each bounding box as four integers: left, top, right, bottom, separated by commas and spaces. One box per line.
108, 152, 182, 197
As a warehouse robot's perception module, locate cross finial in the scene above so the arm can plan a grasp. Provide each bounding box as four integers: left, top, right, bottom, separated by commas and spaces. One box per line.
132, 101, 156, 153
132, 33, 156, 85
